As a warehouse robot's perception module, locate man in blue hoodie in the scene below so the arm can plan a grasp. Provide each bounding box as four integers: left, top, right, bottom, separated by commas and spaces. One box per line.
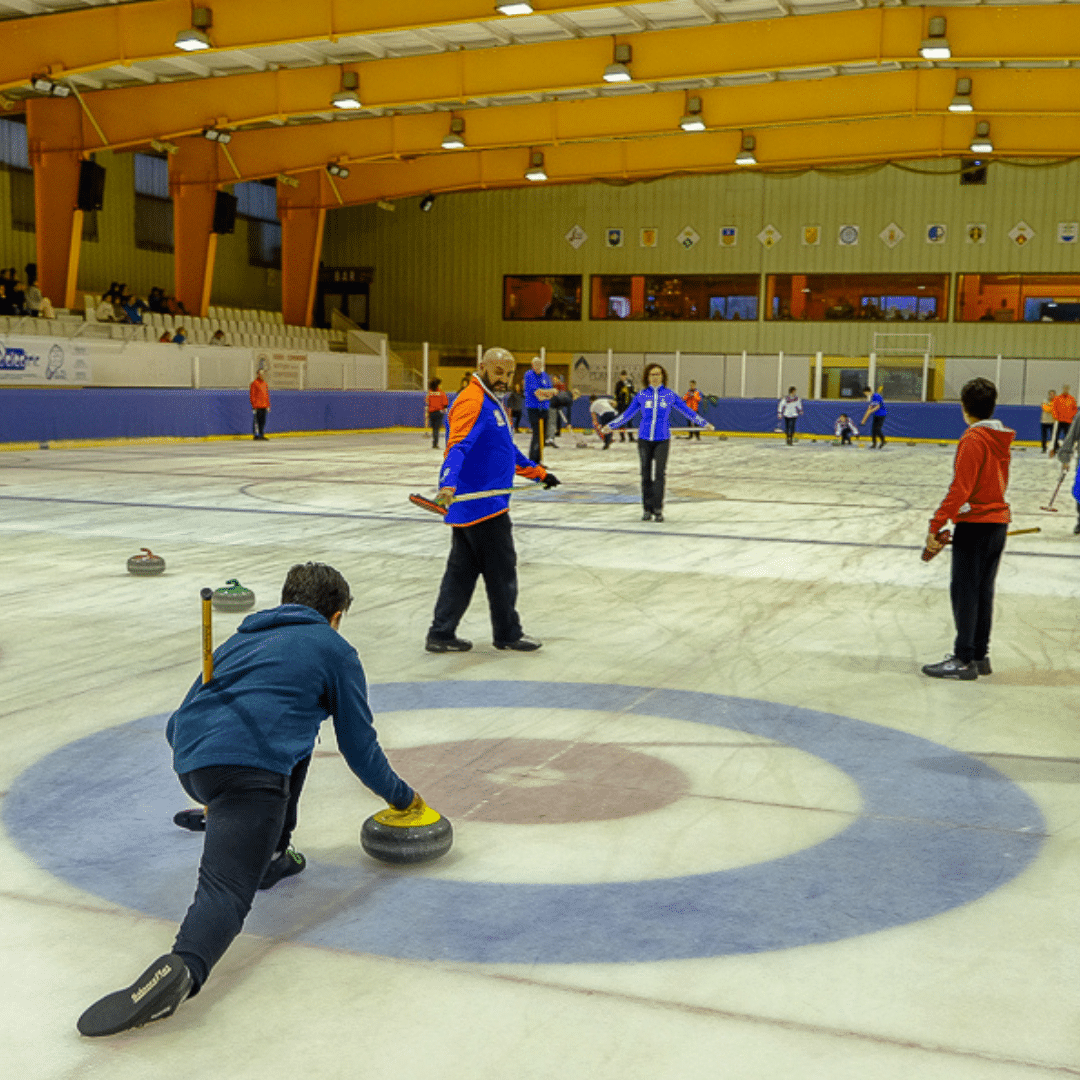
77, 562, 423, 1037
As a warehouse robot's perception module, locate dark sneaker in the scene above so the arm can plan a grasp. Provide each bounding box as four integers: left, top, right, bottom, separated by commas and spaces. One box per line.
173, 808, 205, 832
494, 635, 542, 652
641, 512, 653, 521
1073, 521, 1080, 535
976, 658, 992, 676
425, 635, 473, 653
77, 954, 191, 1037
921, 656, 978, 680
259, 847, 306, 890
653, 512, 664, 522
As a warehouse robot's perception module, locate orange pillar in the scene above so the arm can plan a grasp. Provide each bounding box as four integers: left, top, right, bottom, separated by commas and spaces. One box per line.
279, 172, 326, 328
170, 139, 223, 317
26, 97, 85, 311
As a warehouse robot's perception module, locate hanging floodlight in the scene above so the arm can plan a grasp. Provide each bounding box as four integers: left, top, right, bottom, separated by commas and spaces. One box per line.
603, 44, 633, 83
332, 71, 362, 110
735, 134, 757, 166
327, 163, 350, 179
949, 77, 973, 113
441, 117, 466, 150
419, 194, 435, 212
969, 120, 993, 154
175, 7, 213, 51
496, 2, 533, 14
679, 96, 706, 132
525, 150, 547, 182
919, 16, 951, 59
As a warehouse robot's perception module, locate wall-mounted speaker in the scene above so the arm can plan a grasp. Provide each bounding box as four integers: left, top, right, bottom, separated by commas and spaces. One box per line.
76, 160, 106, 212
212, 191, 238, 234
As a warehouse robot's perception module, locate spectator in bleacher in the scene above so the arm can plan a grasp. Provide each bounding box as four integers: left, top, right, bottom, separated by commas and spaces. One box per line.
0, 270, 12, 316
159, 330, 172, 343
24, 279, 43, 317
210, 330, 228, 345
95, 295, 116, 322
250, 368, 270, 440
172, 328, 187, 345
119, 293, 148, 324
148, 287, 168, 315
8, 270, 25, 315
166, 295, 188, 317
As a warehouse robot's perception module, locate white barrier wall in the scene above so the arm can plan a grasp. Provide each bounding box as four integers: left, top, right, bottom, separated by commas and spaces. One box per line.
0, 334, 387, 390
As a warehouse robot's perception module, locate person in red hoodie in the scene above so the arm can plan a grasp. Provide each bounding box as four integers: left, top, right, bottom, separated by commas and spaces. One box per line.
249, 368, 270, 440
426, 377, 449, 449
922, 378, 1013, 680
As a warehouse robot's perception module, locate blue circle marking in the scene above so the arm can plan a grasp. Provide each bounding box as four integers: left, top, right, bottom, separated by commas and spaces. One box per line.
4, 681, 1043, 964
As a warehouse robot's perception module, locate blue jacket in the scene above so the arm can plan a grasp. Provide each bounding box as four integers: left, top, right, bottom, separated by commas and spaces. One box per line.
523, 368, 552, 410
166, 605, 413, 808
439, 374, 546, 526
608, 385, 707, 441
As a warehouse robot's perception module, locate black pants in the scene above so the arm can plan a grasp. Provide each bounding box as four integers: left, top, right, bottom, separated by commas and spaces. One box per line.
172, 755, 310, 992
511, 410, 522, 433
429, 512, 523, 645
597, 410, 616, 448
840, 430, 852, 445
638, 438, 670, 514
950, 522, 1008, 663
870, 415, 885, 447
252, 409, 267, 438
1041, 422, 1055, 451
783, 416, 797, 443
429, 410, 445, 448
527, 407, 548, 461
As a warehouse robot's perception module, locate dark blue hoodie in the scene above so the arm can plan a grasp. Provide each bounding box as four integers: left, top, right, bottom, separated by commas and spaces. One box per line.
166, 604, 413, 809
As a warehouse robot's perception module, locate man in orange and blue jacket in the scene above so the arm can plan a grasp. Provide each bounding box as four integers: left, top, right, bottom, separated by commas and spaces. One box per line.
426, 347, 560, 654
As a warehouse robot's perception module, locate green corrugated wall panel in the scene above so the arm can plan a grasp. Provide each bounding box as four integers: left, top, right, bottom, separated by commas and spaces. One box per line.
0, 168, 38, 282
322, 159, 1080, 359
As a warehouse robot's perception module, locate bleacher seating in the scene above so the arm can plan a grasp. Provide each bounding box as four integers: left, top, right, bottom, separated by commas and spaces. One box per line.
72, 295, 347, 350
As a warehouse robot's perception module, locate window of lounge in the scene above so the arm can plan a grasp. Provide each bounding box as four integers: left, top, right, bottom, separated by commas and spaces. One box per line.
956, 273, 1080, 323
590, 274, 758, 321
503, 275, 582, 320
766, 274, 948, 322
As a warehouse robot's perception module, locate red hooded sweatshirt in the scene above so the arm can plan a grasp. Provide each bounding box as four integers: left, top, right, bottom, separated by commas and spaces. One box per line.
929, 420, 1013, 535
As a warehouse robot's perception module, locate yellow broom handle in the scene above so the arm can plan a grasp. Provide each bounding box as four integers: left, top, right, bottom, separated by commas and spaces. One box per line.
200, 587, 214, 683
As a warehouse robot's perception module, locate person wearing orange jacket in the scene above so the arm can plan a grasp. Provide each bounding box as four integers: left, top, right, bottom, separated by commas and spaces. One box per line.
426, 377, 449, 449
426, 347, 560, 654
682, 380, 703, 440
922, 378, 1013, 680
1051, 383, 1076, 450
249, 368, 270, 440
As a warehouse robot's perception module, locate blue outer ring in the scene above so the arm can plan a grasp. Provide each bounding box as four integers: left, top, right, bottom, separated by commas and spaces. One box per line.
4, 681, 1043, 964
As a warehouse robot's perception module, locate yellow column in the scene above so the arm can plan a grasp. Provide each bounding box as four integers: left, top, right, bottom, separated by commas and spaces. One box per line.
170, 138, 222, 317
25, 97, 85, 311
279, 172, 326, 328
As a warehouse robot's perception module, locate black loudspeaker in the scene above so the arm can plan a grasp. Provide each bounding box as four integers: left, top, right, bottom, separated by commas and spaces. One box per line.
212, 191, 238, 234
76, 160, 106, 212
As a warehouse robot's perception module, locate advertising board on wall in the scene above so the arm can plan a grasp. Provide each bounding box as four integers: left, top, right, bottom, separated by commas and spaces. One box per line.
0, 337, 93, 385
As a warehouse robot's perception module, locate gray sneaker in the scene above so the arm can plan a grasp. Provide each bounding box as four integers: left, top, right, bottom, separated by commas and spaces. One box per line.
922, 655, 978, 680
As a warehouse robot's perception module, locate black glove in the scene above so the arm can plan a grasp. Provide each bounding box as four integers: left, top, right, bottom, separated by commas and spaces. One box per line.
542, 473, 560, 489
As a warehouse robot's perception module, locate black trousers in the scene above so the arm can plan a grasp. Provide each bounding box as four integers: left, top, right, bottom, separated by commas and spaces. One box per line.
172, 755, 310, 992
429, 410, 445, 448
511, 410, 522, 432
783, 416, 797, 442
429, 512, 523, 645
840, 430, 852, 445
870, 415, 885, 446
1041, 422, 1054, 451
950, 522, 1008, 663
638, 438, 671, 514
252, 409, 267, 438
527, 407, 548, 461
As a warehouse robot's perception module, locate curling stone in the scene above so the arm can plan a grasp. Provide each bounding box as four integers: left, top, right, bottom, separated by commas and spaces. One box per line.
212, 578, 256, 612
361, 804, 453, 865
127, 547, 166, 575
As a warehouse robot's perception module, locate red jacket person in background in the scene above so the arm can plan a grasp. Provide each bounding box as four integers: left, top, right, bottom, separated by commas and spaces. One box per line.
426, 347, 560, 654
249, 368, 271, 440
922, 377, 1013, 680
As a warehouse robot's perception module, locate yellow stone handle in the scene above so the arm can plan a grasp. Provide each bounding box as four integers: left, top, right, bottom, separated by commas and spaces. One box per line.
373, 793, 442, 828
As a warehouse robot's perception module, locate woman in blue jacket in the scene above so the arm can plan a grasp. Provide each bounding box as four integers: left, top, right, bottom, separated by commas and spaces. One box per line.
604, 362, 712, 521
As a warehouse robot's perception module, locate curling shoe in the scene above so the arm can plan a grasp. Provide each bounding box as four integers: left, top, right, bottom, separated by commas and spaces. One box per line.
653, 512, 664, 522
976, 657, 992, 676
494, 635, 542, 652
921, 655, 978, 680
259, 847, 306, 890
77, 954, 192, 1037
425, 635, 473, 653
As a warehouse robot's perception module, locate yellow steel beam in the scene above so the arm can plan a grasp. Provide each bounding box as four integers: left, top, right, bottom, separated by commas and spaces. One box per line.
0, 0, 630, 92
101, 68, 1080, 191
307, 113, 1080, 209
15, 6, 1080, 149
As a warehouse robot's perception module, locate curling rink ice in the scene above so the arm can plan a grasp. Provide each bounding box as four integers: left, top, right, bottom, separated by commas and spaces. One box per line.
1, 427, 1079, 1079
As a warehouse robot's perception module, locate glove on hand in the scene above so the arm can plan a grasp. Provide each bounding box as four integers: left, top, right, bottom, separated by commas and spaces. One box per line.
542, 473, 561, 489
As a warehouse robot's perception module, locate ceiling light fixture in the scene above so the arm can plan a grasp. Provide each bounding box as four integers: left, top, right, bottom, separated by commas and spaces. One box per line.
495, 2, 533, 14
419, 193, 435, 212
949, 76, 973, 112
29, 76, 70, 97
735, 134, 757, 166
919, 16, 951, 60
327, 162, 350, 179
603, 43, 633, 84
175, 7, 213, 51
969, 120, 993, 154
524, 150, 547, 182
202, 128, 232, 143
679, 96, 706, 133
332, 71, 362, 110
441, 117, 466, 150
